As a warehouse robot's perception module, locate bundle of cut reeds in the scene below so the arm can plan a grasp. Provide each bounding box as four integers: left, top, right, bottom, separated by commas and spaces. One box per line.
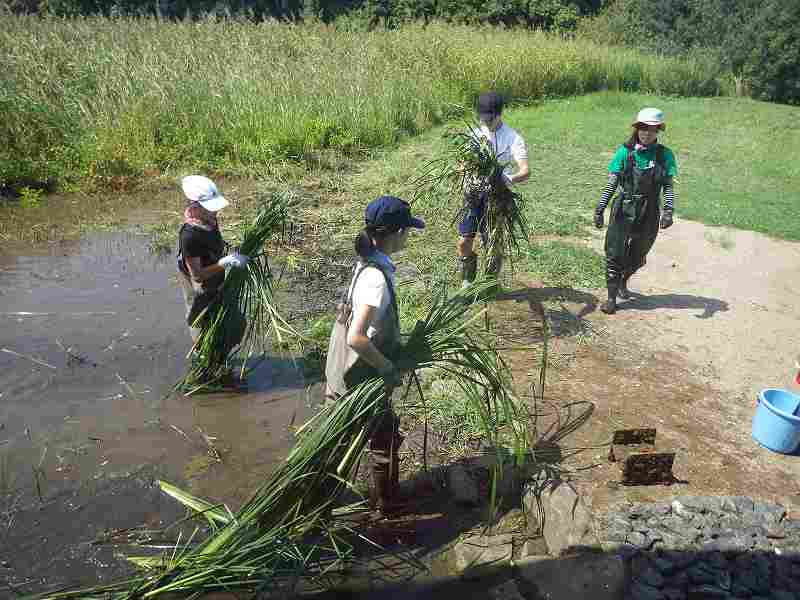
180, 192, 297, 393
414, 125, 528, 277
35, 280, 526, 600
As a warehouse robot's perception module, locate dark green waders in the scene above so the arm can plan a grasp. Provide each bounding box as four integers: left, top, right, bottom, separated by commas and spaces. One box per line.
602, 147, 667, 314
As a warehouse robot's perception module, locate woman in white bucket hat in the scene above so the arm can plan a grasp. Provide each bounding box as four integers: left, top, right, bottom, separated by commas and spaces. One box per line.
176, 176, 249, 346
593, 108, 679, 314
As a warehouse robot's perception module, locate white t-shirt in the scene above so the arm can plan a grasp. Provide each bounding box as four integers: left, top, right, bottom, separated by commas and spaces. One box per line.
347, 256, 395, 340
471, 122, 528, 178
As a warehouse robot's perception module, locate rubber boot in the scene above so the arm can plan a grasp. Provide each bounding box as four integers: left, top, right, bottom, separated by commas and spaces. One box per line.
460, 253, 478, 290
601, 284, 619, 314
618, 275, 631, 299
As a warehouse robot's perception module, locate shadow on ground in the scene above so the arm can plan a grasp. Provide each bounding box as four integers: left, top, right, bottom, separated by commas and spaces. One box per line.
617, 291, 730, 319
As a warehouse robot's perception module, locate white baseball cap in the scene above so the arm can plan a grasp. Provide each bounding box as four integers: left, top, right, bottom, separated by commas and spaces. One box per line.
181, 175, 229, 212
632, 107, 665, 129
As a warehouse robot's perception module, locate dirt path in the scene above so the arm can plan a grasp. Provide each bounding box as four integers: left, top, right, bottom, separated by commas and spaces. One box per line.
574, 218, 800, 510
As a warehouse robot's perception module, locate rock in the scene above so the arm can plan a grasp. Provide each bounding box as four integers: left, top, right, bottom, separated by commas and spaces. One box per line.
663, 589, 686, 600
453, 533, 513, 579
730, 583, 751, 597
627, 531, 652, 549
753, 502, 786, 521
488, 579, 526, 600
536, 481, 600, 556
687, 585, 728, 599
516, 553, 625, 600
637, 567, 666, 588
673, 496, 725, 516
687, 564, 716, 585
521, 537, 548, 557
629, 583, 665, 600
447, 464, 479, 505
722, 496, 755, 514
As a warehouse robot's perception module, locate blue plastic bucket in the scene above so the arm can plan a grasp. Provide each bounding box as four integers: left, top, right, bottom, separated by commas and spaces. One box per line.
752, 389, 800, 454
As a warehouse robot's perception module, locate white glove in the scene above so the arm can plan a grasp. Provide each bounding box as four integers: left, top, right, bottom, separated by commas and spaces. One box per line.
502, 172, 513, 188
218, 253, 249, 269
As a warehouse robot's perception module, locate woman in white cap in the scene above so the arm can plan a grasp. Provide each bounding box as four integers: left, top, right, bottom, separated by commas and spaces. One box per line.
325, 195, 425, 514
177, 175, 249, 343
594, 108, 678, 315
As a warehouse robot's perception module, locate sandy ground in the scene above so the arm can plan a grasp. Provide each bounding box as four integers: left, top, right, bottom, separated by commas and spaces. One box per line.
494, 216, 800, 517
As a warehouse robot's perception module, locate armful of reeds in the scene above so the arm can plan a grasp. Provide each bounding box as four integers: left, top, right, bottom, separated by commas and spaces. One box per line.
412, 125, 529, 268
180, 191, 300, 392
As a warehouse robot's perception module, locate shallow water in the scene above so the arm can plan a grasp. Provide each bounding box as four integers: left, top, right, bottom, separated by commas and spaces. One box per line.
0, 226, 318, 593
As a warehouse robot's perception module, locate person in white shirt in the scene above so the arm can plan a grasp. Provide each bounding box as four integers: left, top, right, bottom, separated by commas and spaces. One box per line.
458, 91, 530, 287
325, 195, 425, 513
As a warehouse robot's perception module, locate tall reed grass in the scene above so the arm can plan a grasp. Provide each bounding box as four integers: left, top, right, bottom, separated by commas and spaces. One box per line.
0, 16, 729, 186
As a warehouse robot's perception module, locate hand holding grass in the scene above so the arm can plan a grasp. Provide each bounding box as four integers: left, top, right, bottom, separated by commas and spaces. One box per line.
218, 253, 250, 268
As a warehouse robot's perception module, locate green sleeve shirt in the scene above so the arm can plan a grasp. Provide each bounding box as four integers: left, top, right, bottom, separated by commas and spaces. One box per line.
608, 145, 678, 177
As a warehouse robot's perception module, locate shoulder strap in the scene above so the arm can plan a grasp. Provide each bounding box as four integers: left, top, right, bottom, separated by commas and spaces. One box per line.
655, 144, 666, 167
348, 260, 398, 321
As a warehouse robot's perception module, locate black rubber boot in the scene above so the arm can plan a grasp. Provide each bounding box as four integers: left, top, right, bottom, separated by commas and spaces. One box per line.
601, 284, 619, 314
485, 254, 503, 278
618, 275, 631, 299
460, 253, 478, 289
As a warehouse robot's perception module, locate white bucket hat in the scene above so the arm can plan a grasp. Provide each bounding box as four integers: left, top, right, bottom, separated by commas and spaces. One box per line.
632, 107, 665, 130
181, 175, 229, 212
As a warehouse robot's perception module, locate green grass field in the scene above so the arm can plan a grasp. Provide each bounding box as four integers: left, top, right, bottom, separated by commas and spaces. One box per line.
274, 90, 799, 319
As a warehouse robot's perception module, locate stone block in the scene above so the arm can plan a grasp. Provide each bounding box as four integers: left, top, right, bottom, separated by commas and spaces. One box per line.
453, 533, 513, 579
629, 582, 665, 600
488, 579, 526, 600
521, 537, 548, 558
516, 553, 625, 600
687, 585, 728, 599
447, 464, 479, 506
525, 480, 600, 556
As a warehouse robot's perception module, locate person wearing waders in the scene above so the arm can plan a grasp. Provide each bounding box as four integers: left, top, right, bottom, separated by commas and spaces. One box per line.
458, 91, 530, 288
325, 196, 425, 514
177, 176, 249, 354
594, 108, 678, 314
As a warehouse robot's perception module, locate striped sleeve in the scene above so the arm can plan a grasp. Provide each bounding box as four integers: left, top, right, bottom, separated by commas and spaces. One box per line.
595, 173, 619, 214
662, 180, 675, 212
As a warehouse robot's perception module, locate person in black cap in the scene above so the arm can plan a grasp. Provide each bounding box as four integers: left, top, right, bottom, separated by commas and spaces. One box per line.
325, 195, 425, 513
458, 91, 530, 287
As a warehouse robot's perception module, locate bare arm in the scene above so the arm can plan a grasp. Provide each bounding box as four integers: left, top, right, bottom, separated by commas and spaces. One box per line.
508, 158, 530, 184
346, 304, 394, 373
185, 256, 225, 283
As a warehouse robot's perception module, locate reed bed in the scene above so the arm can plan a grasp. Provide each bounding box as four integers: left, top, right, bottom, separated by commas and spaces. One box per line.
1, 17, 729, 186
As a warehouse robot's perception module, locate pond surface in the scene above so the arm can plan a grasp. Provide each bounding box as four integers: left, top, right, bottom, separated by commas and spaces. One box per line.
0, 224, 318, 593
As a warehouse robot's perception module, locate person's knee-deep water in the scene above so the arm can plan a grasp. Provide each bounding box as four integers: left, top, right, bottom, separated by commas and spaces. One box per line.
176, 175, 250, 354
325, 195, 425, 514
594, 108, 679, 315
458, 91, 530, 288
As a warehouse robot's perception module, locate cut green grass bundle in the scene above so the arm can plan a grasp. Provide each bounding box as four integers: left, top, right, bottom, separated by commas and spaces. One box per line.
34, 280, 526, 599
180, 192, 298, 393
413, 125, 528, 276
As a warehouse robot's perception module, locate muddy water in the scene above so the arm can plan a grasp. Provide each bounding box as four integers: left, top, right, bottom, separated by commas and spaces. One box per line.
0, 228, 318, 593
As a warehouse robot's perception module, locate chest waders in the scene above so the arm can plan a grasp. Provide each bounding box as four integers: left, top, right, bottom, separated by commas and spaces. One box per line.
324, 261, 404, 511
176, 224, 240, 348
603, 146, 666, 310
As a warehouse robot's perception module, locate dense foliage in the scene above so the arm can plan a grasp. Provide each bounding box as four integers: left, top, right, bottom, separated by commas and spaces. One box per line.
585, 0, 800, 104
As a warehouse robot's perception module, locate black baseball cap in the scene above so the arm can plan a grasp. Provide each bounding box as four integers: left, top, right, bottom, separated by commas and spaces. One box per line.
477, 91, 504, 121
365, 196, 425, 230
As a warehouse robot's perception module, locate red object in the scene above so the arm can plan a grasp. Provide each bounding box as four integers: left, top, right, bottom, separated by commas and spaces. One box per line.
796, 370, 800, 386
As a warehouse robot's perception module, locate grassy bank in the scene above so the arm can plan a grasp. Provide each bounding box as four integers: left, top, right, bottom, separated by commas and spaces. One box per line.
1, 16, 728, 189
